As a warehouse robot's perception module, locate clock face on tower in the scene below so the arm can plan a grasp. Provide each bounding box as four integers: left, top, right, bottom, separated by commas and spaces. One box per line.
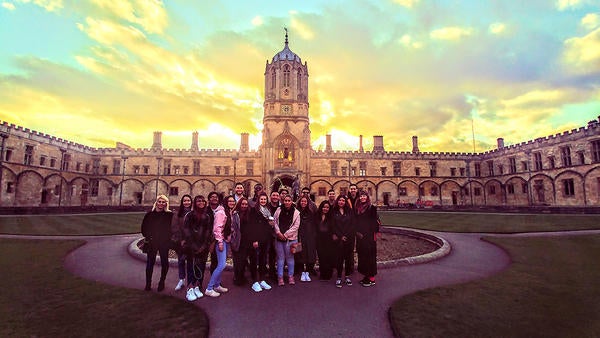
281, 104, 291, 115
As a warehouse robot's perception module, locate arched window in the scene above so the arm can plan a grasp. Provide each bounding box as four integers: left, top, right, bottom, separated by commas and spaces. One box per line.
283, 65, 290, 87
271, 69, 276, 89
297, 69, 302, 91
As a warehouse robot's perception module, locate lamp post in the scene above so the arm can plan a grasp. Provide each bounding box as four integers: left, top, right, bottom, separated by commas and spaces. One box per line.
58, 148, 66, 207
346, 157, 352, 186
525, 150, 533, 206
232, 152, 239, 191
0, 133, 7, 206
155, 157, 162, 198
119, 155, 128, 206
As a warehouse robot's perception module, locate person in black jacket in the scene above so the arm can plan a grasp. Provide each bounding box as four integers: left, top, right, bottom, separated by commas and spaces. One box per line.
332, 195, 355, 288
315, 200, 335, 281
247, 192, 274, 292
354, 190, 380, 287
141, 194, 173, 292
231, 197, 250, 286
181, 195, 212, 301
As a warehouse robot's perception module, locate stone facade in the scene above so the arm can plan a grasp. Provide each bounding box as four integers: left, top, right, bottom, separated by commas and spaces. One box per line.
1, 35, 600, 208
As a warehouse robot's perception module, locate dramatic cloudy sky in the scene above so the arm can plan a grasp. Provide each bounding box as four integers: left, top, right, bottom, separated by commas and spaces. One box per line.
1, 0, 599, 152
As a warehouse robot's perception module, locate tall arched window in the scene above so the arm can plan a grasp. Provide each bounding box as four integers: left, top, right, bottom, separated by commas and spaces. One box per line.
271, 69, 276, 89
297, 69, 302, 91
276, 136, 295, 167
283, 65, 290, 87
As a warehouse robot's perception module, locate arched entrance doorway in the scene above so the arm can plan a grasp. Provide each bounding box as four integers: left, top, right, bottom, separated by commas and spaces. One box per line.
270, 175, 296, 196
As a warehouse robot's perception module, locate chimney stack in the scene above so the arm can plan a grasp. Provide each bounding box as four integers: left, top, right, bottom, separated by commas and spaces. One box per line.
497, 138, 504, 149
359, 135, 364, 152
326, 134, 332, 152
152, 131, 162, 150
412, 136, 420, 153
240, 133, 249, 152
191, 131, 199, 151
373, 135, 385, 152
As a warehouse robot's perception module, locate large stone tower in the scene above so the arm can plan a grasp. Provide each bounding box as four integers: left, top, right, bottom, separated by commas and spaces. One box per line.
262, 30, 311, 192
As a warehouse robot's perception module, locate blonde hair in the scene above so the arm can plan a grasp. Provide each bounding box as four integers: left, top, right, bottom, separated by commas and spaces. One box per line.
152, 194, 171, 212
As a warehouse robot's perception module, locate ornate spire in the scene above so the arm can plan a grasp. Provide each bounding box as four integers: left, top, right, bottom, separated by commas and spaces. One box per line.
284, 27, 288, 45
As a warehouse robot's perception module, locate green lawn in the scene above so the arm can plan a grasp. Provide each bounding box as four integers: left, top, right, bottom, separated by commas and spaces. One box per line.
380, 211, 600, 233
389, 235, 600, 337
0, 213, 144, 235
0, 238, 209, 337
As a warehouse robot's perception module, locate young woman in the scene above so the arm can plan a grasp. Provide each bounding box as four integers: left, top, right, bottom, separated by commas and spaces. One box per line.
182, 195, 212, 301
231, 197, 249, 286
172, 194, 192, 291
205, 192, 231, 297
332, 195, 355, 288
141, 195, 173, 292
296, 195, 317, 282
273, 194, 300, 286
247, 192, 274, 292
354, 191, 380, 287
315, 200, 335, 281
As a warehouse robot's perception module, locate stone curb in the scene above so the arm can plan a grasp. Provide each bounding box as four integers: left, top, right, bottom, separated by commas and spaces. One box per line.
128, 227, 450, 269
377, 226, 451, 268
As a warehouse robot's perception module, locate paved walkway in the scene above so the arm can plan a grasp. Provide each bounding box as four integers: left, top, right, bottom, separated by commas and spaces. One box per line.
54, 230, 509, 338
5, 228, 599, 337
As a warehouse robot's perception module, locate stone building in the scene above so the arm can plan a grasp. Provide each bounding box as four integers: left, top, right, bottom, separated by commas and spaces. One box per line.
1, 33, 600, 208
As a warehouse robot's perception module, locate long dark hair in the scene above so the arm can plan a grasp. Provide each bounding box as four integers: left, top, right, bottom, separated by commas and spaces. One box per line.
335, 195, 352, 215
192, 195, 207, 218
234, 196, 250, 222
222, 195, 235, 237
178, 194, 193, 217
317, 200, 332, 220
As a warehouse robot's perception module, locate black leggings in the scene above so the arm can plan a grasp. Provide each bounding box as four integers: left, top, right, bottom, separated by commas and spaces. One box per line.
336, 239, 354, 278
146, 244, 170, 285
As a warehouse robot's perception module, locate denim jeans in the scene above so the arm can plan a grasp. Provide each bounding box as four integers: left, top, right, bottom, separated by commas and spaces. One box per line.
275, 240, 296, 278
206, 241, 228, 290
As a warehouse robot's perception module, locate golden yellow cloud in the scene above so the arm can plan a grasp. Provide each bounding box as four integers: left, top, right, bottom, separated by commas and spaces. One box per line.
89, 0, 168, 35
15, 0, 62, 12
430, 26, 474, 41
489, 22, 506, 35
563, 27, 600, 72
2, 2, 16, 10
392, 0, 421, 9
581, 13, 599, 30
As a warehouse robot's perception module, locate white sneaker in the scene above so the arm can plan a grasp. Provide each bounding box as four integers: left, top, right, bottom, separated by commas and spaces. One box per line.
259, 280, 272, 290
214, 285, 229, 293
300, 272, 307, 282
175, 279, 185, 291
186, 288, 197, 301
251, 282, 262, 292
305, 273, 312, 282
193, 286, 203, 298
205, 289, 220, 297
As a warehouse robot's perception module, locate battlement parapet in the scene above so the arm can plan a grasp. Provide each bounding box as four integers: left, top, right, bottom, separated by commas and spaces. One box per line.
94, 146, 260, 158
1, 121, 97, 153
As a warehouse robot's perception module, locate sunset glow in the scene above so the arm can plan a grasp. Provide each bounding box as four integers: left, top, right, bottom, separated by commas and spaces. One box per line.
1, 1, 599, 152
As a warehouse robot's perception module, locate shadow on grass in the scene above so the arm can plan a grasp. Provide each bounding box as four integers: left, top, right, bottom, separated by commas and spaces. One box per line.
389, 235, 600, 337
0, 239, 208, 337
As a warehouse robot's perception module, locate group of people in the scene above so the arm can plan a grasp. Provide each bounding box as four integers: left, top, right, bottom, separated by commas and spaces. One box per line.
140, 183, 380, 302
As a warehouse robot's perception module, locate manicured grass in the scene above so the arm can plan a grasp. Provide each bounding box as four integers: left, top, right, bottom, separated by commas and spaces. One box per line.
389, 235, 600, 337
0, 213, 144, 235
379, 211, 600, 233
0, 239, 208, 337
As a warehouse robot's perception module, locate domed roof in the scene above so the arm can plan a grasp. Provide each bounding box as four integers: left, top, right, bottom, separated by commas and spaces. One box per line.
272, 30, 301, 63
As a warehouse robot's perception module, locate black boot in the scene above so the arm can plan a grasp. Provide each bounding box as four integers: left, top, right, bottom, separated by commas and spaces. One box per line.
157, 278, 165, 292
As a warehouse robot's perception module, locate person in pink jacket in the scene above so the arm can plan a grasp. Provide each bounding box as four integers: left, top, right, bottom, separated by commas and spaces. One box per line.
273, 194, 300, 286
205, 192, 231, 297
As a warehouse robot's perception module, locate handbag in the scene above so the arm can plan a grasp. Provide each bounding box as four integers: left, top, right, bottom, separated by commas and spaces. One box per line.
290, 242, 303, 254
